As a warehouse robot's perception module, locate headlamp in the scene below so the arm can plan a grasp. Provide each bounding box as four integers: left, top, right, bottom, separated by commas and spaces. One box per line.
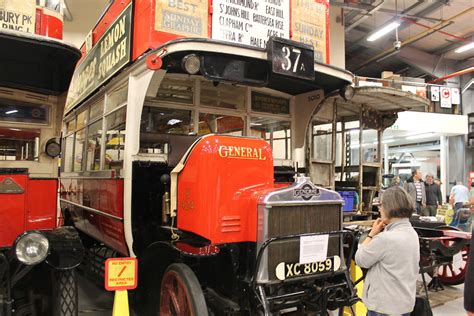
340, 85, 355, 101
182, 54, 201, 75
14, 232, 49, 265
45, 138, 61, 158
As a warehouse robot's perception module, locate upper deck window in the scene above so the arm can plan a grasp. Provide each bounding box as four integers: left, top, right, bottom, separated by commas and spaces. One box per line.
0, 98, 49, 124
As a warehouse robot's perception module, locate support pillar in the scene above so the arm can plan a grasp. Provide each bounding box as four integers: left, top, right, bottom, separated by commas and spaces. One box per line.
440, 135, 447, 202
384, 144, 389, 174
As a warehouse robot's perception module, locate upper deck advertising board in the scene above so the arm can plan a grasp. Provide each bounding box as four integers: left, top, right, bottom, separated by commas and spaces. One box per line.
65, 3, 132, 113
155, 0, 209, 37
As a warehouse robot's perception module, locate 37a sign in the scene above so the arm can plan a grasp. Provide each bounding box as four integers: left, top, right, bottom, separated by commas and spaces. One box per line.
267, 37, 315, 80
105, 258, 138, 291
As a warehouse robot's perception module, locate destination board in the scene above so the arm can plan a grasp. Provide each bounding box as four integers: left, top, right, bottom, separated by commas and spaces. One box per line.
0, 0, 36, 34
212, 0, 290, 49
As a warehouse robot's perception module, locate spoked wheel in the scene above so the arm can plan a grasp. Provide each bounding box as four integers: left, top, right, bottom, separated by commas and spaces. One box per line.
160, 264, 208, 316
429, 226, 470, 286
434, 244, 469, 285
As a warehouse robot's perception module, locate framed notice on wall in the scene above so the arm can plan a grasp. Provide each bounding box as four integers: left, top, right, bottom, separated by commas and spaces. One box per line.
155, 0, 208, 38
0, 0, 36, 34
291, 0, 330, 63
211, 0, 290, 49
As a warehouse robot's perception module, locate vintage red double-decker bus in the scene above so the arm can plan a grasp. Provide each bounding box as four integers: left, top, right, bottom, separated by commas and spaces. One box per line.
58, 0, 366, 314
0, 1, 83, 315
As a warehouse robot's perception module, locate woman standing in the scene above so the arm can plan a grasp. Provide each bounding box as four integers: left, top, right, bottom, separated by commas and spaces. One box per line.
355, 186, 420, 316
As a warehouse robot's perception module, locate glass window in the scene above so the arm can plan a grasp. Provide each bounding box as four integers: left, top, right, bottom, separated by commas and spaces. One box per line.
0, 98, 49, 124
89, 98, 104, 121
0, 128, 40, 161
153, 76, 194, 105
106, 84, 128, 112
76, 109, 88, 130
63, 134, 74, 172
198, 113, 244, 136
86, 119, 103, 171
140, 107, 193, 153
105, 107, 126, 171
74, 128, 85, 171
65, 117, 76, 134
312, 122, 332, 161
250, 117, 291, 159
362, 129, 378, 163
200, 81, 246, 110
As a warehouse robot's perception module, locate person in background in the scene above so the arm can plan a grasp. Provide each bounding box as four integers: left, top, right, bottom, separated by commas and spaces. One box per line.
423, 174, 442, 216
404, 169, 426, 214
449, 181, 470, 211
390, 175, 401, 187
355, 186, 419, 316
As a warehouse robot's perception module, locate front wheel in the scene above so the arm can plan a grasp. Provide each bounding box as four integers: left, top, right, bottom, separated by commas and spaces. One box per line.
160, 263, 208, 316
51, 269, 78, 316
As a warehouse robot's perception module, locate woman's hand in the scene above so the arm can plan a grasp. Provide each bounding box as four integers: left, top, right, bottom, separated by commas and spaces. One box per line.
370, 218, 386, 237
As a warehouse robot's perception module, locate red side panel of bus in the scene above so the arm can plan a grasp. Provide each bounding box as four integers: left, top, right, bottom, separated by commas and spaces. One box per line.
0, 175, 28, 248
26, 179, 57, 231
60, 178, 128, 255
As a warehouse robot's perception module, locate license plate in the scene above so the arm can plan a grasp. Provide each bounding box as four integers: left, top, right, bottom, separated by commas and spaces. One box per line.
275, 256, 341, 281
267, 37, 315, 80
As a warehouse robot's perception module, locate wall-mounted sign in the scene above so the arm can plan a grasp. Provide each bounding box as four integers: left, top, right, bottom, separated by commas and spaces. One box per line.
451, 87, 460, 105
251, 91, 289, 114
155, 0, 208, 37
440, 87, 451, 108
212, 0, 290, 49
291, 0, 329, 63
0, 0, 36, 34
65, 4, 133, 113
430, 86, 440, 101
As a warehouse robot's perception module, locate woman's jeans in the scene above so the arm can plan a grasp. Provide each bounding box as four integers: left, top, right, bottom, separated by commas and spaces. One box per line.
367, 311, 410, 316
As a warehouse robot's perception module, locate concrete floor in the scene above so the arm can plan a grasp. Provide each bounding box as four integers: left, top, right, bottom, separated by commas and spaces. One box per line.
78, 274, 468, 315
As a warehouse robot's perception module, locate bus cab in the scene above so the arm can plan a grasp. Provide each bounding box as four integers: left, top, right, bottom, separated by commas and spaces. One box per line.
0, 1, 83, 315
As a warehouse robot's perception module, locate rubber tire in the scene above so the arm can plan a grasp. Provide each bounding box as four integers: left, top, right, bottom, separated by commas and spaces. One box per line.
51, 269, 78, 316
160, 263, 208, 316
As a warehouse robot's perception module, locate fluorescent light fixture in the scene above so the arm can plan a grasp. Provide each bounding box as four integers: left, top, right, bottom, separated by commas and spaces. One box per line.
455, 42, 474, 53
405, 133, 436, 140
367, 21, 401, 42
5, 110, 18, 115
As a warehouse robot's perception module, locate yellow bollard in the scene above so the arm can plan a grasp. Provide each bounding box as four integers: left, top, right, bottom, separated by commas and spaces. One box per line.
112, 290, 130, 316
344, 260, 367, 316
